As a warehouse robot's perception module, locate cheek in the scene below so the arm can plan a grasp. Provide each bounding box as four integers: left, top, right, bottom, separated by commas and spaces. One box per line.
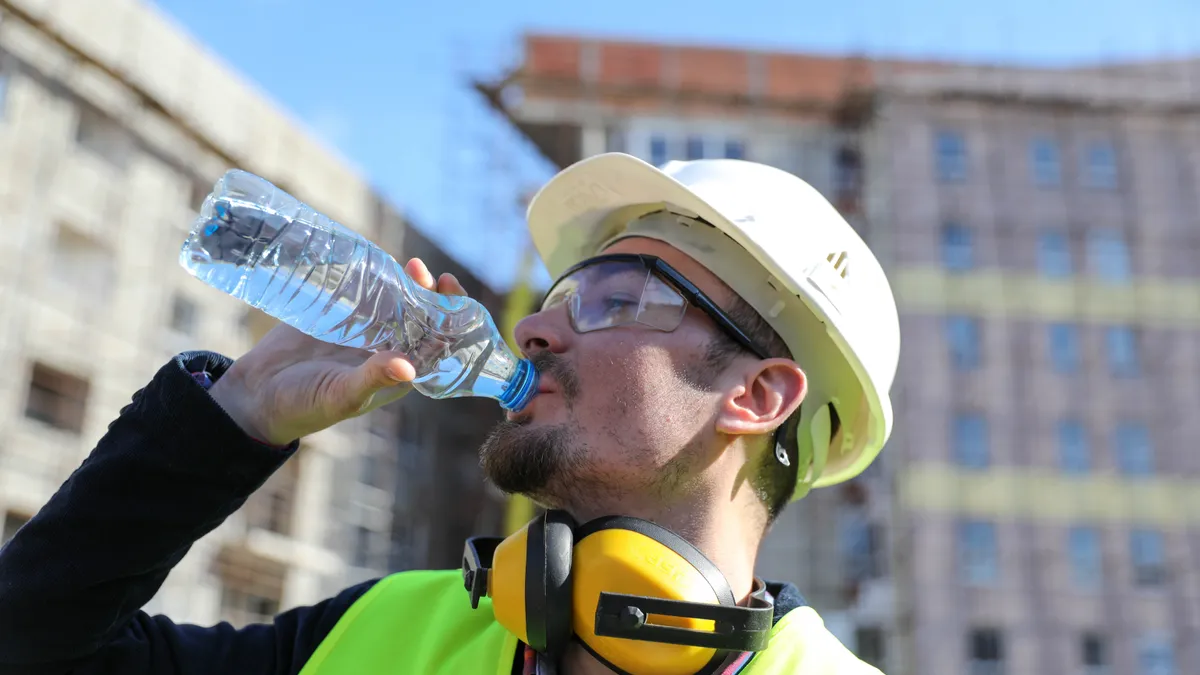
577, 338, 710, 442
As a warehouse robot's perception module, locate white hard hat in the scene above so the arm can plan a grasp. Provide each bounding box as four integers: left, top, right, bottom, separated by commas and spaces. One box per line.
525, 153, 900, 497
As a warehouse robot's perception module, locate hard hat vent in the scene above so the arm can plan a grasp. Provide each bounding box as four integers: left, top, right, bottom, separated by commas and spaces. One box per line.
826, 251, 850, 279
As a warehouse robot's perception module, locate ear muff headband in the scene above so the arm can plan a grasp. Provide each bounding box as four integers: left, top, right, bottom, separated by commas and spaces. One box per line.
791, 402, 841, 501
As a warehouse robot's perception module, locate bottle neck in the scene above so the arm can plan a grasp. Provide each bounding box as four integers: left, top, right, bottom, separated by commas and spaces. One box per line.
497, 358, 538, 412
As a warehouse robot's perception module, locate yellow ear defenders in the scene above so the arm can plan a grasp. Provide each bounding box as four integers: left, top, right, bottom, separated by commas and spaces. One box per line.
462, 510, 774, 675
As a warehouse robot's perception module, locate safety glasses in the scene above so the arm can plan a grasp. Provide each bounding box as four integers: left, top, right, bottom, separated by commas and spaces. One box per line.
541, 253, 770, 360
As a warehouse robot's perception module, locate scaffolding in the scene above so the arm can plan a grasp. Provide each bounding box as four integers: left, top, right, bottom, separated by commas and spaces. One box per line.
468, 33, 1200, 675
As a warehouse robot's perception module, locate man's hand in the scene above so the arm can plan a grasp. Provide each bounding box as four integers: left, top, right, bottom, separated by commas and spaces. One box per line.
208, 258, 466, 446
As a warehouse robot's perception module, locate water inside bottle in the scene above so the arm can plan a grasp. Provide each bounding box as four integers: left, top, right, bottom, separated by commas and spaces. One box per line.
179, 184, 537, 409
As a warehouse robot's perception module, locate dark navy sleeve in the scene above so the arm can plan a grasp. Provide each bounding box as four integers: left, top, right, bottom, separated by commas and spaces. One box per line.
0, 351, 377, 675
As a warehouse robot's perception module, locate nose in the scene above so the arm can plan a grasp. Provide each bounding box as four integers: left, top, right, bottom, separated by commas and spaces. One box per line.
514, 304, 572, 356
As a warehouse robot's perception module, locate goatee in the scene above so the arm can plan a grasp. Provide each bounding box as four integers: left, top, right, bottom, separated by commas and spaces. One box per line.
478, 420, 580, 496
479, 349, 584, 496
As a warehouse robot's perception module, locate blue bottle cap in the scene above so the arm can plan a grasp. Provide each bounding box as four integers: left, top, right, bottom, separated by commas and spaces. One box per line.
498, 359, 539, 412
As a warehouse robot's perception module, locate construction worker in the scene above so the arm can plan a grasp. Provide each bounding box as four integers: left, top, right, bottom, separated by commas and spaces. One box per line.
0, 153, 899, 675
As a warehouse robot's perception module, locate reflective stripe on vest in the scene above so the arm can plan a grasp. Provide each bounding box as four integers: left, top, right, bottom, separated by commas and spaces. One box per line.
298, 570, 884, 675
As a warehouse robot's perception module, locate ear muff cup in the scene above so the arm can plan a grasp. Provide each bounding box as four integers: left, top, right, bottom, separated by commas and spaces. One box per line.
570, 516, 737, 675
489, 510, 577, 658
526, 509, 576, 657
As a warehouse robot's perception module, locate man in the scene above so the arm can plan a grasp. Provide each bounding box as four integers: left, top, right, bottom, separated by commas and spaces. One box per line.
0, 153, 899, 674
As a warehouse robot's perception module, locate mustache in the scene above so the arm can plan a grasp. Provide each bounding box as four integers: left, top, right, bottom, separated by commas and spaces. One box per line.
529, 350, 580, 403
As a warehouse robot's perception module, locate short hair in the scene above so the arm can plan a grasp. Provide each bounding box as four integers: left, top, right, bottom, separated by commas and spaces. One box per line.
702, 295, 801, 525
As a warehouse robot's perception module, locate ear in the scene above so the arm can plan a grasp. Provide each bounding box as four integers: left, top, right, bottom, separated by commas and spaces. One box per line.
715, 358, 807, 437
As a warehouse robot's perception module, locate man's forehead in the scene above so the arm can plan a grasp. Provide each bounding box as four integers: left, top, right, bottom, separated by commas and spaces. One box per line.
599, 237, 735, 306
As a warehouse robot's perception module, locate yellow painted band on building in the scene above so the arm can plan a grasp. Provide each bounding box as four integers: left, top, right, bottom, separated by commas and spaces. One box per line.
892, 268, 1200, 326
898, 464, 1200, 526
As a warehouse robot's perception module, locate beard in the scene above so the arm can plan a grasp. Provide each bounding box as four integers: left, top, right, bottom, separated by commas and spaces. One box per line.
479, 419, 581, 497
479, 350, 584, 498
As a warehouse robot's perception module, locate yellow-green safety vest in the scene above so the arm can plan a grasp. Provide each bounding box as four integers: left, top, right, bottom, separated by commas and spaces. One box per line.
298, 570, 884, 675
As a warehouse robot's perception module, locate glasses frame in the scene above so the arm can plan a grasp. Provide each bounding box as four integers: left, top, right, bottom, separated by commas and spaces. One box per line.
543, 253, 771, 360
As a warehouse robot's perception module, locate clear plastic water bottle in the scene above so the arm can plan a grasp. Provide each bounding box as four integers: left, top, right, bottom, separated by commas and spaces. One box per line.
178, 169, 538, 412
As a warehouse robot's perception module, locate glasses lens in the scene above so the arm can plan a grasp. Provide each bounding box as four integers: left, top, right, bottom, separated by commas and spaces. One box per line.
572, 260, 652, 332
542, 277, 576, 311
544, 259, 688, 334
635, 273, 688, 331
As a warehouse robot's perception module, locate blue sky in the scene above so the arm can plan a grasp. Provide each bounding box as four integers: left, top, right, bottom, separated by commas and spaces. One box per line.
153, 0, 1198, 291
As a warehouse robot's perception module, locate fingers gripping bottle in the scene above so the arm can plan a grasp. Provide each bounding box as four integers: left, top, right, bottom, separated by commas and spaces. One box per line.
178, 169, 538, 412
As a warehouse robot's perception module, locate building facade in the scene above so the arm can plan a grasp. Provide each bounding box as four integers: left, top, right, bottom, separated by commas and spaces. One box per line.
0, 0, 508, 629
480, 34, 1200, 675
875, 62, 1200, 675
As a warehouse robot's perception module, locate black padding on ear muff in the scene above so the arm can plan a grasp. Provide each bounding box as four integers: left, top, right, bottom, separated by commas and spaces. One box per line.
526, 510, 577, 658
575, 516, 735, 606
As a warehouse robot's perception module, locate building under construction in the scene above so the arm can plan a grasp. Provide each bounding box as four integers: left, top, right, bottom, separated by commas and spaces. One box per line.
478, 34, 1200, 675
0, 0, 508, 628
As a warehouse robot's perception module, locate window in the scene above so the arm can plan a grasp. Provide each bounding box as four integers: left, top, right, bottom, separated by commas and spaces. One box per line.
1087, 228, 1131, 281
604, 126, 626, 153
169, 294, 198, 335
724, 139, 746, 160
1057, 420, 1090, 474
1048, 323, 1081, 374
1138, 635, 1176, 675
75, 104, 132, 170
1037, 230, 1072, 278
1068, 526, 1102, 589
265, 492, 291, 534
946, 316, 982, 370
1030, 136, 1062, 186
360, 451, 380, 487
685, 135, 705, 160
1085, 141, 1118, 190
941, 222, 974, 271
1105, 326, 1140, 377
854, 626, 886, 668
958, 520, 998, 585
1081, 633, 1109, 674
368, 408, 395, 441
935, 129, 968, 182
2, 511, 30, 545
51, 224, 115, 303
649, 135, 668, 167
1130, 529, 1166, 587
219, 586, 281, 627
246, 458, 298, 535
968, 628, 1004, 675
953, 414, 990, 469
24, 362, 90, 434
1114, 423, 1154, 476
835, 146, 861, 196
353, 525, 374, 568
361, 432, 393, 490
840, 509, 884, 581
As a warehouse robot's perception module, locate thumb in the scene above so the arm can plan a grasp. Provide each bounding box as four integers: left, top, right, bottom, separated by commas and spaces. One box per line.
344, 351, 416, 413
